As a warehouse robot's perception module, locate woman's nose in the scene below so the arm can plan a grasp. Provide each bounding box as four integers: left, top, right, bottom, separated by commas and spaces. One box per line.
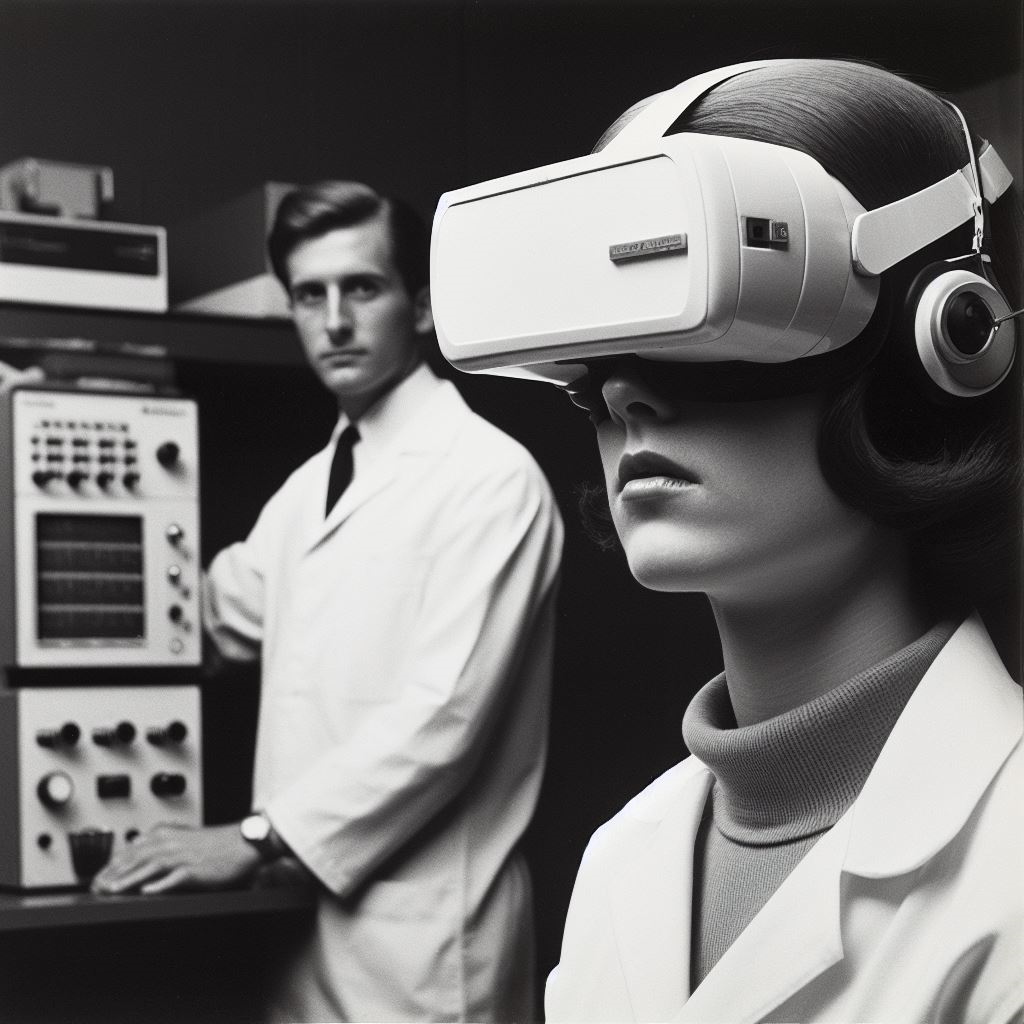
601, 367, 677, 426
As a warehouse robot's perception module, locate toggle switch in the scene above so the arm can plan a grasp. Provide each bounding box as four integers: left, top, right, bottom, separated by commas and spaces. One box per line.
36, 722, 81, 749
92, 721, 137, 747
146, 720, 188, 747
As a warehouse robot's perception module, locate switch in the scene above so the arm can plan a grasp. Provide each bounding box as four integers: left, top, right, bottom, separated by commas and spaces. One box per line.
97, 774, 132, 799
36, 722, 81, 749
123, 471, 140, 490
165, 523, 184, 546
92, 721, 137, 747
150, 773, 187, 797
146, 720, 188, 747
66, 470, 88, 488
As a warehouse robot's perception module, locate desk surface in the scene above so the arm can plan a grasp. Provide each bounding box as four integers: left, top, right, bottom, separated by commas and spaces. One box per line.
0, 883, 316, 932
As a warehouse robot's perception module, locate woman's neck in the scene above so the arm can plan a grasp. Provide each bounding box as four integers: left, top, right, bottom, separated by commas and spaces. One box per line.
710, 537, 932, 727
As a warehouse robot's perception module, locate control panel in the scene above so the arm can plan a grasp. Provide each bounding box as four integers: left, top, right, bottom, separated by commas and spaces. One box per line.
0, 386, 200, 668
0, 686, 202, 889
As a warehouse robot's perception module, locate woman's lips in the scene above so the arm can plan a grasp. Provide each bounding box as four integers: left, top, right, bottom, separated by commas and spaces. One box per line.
617, 451, 700, 496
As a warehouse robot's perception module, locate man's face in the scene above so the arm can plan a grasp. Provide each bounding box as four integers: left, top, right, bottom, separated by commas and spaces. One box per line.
285, 215, 432, 419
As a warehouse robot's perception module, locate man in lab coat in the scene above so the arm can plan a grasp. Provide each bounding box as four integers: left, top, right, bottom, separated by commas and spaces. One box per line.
93, 180, 564, 1023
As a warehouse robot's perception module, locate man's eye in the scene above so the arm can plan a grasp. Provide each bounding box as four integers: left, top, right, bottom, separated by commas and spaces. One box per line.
343, 277, 381, 300
291, 284, 325, 306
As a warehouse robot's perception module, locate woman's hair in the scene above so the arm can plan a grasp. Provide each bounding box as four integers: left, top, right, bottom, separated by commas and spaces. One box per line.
598, 60, 1022, 632
267, 179, 430, 296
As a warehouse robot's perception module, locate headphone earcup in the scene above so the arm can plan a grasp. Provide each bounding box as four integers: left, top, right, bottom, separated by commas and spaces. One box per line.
905, 262, 1016, 399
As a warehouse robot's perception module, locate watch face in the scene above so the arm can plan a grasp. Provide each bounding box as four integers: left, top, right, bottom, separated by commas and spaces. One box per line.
241, 814, 271, 843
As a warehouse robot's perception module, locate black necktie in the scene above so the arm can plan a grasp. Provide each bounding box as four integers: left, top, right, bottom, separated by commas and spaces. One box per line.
325, 424, 360, 516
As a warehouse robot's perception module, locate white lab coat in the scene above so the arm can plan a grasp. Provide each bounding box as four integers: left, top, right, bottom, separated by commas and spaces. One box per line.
203, 365, 563, 1023
546, 614, 1024, 1023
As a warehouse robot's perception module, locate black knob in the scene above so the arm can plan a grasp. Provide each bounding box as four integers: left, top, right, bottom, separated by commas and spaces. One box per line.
168, 604, 184, 624
66, 470, 88, 488
96, 471, 115, 489
37, 833, 53, 850
123, 471, 140, 489
32, 470, 56, 488
68, 828, 114, 882
37, 771, 75, 808
156, 441, 181, 469
36, 722, 81, 749
150, 773, 187, 797
92, 721, 136, 747
147, 720, 188, 746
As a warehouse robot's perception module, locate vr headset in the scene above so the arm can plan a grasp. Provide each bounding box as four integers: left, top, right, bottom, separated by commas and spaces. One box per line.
431, 60, 1017, 400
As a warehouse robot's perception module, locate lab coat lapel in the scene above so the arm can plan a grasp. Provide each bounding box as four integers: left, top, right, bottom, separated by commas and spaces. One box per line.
305, 450, 400, 553
608, 769, 712, 1021
676, 810, 852, 1023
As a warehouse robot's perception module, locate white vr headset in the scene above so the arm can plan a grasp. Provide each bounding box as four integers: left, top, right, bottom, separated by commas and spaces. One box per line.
431, 60, 1017, 398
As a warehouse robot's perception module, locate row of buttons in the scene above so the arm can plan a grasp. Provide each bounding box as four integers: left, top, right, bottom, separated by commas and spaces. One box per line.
37, 420, 131, 432
36, 720, 189, 750
37, 770, 189, 808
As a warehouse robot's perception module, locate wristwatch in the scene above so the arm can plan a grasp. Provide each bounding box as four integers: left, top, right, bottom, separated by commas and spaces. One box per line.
239, 811, 287, 862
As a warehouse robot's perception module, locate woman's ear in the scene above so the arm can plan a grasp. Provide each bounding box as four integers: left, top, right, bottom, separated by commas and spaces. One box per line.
413, 286, 434, 335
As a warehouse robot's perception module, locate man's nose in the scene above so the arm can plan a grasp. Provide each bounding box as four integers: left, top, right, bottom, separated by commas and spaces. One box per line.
324, 286, 353, 337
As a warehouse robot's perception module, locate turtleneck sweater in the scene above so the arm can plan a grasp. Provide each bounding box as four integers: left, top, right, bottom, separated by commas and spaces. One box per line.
682, 619, 956, 990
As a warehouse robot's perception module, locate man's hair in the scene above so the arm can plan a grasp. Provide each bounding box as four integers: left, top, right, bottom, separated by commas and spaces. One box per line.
599, 60, 1022, 625
267, 180, 430, 297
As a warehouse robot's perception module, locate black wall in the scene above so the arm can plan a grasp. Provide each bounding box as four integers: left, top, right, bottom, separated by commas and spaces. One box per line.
1, 0, 1020, 1015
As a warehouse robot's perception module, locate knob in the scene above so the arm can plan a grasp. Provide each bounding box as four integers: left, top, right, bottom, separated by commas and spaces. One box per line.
37, 833, 53, 851
123, 471, 140, 489
146, 720, 188, 746
150, 773, 187, 797
168, 604, 184, 624
68, 828, 114, 882
32, 470, 56, 488
66, 470, 88, 488
96, 471, 115, 489
36, 722, 81, 749
167, 564, 182, 585
165, 523, 183, 546
37, 771, 75, 808
92, 721, 137, 747
156, 441, 181, 469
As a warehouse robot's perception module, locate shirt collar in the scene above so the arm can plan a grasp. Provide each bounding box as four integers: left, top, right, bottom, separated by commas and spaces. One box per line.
683, 620, 955, 844
330, 362, 443, 456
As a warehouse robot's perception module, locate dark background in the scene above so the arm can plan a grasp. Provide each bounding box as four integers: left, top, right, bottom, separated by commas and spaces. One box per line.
0, 1, 1020, 1020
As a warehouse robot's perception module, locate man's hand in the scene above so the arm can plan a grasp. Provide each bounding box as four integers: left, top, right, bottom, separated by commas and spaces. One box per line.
91, 822, 262, 895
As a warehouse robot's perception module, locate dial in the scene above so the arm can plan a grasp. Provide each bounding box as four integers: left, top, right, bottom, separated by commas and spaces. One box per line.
37, 772, 75, 809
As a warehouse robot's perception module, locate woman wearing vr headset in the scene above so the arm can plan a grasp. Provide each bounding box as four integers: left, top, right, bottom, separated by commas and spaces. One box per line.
527, 60, 1023, 1021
